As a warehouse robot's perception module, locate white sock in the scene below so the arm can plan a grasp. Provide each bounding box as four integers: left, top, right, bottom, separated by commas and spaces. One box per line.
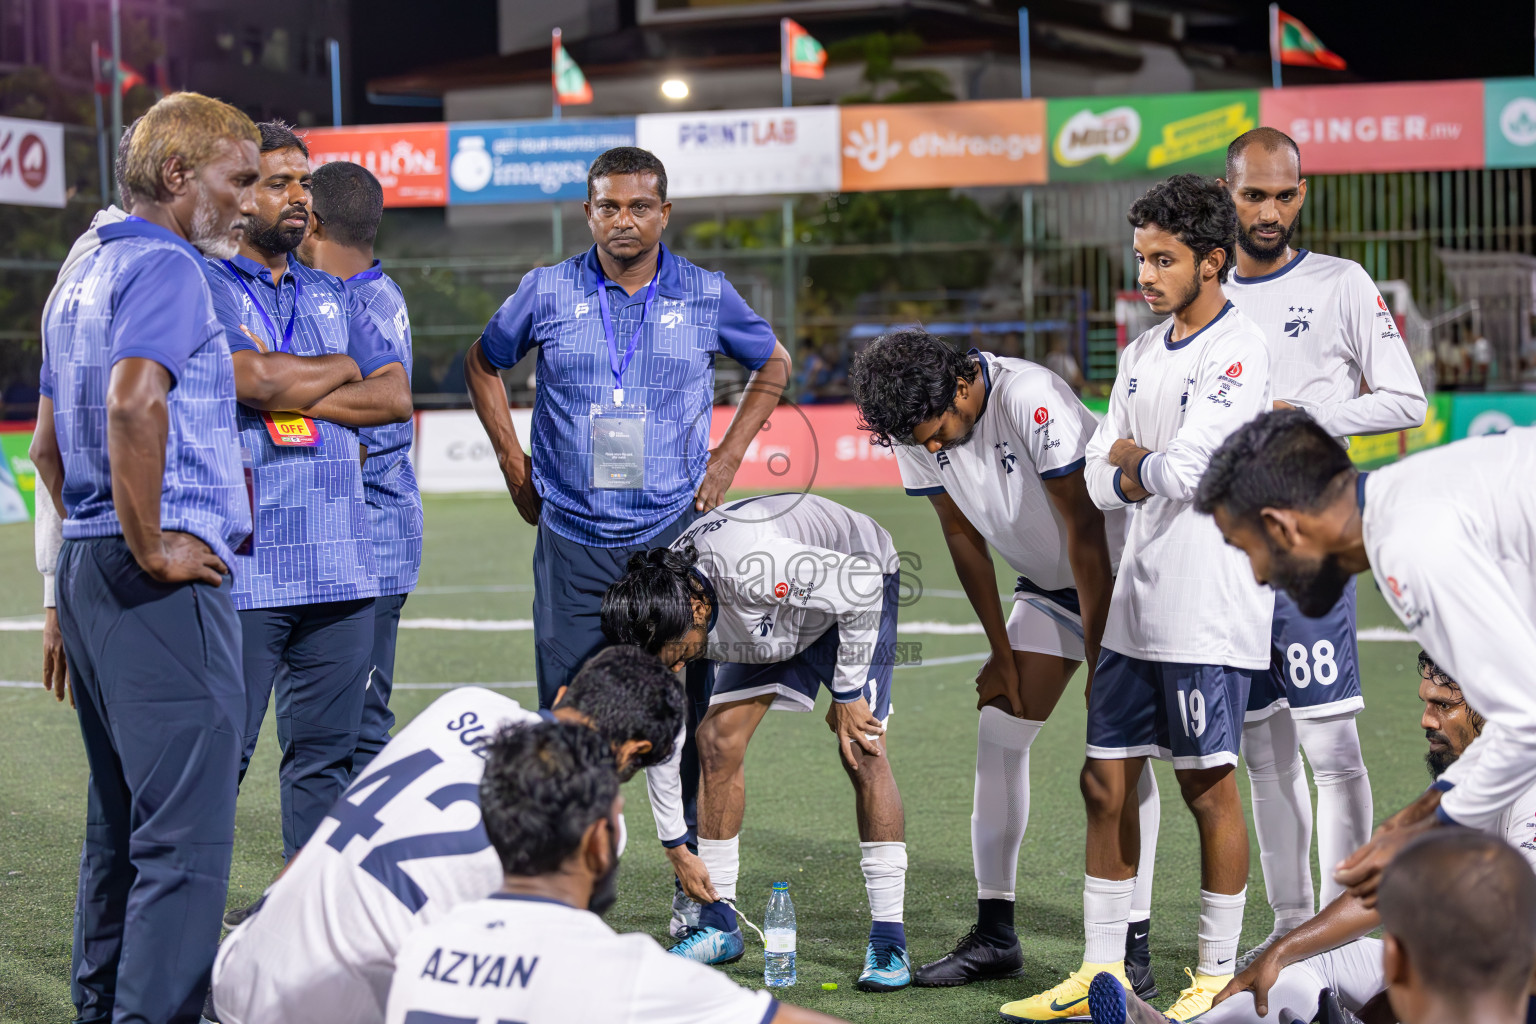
859, 841, 907, 922
972, 708, 1042, 901
1298, 714, 1373, 905
1243, 713, 1316, 931
1197, 888, 1247, 976
698, 835, 739, 903
1129, 762, 1160, 922
1083, 875, 1135, 965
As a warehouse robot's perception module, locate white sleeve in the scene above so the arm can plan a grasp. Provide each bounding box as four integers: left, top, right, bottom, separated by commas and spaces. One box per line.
1303, 266, 1426, 437
33, 424, 62, 608
1373, 516, 1536, 832
1139, 329, 1271, 502
1084, 351, 1136, 511
628, 937, 776, 1024
760, 536, 888, 702
894, 444, 944, 496
1010, 369, 1091, 479
644, 722, 689, 847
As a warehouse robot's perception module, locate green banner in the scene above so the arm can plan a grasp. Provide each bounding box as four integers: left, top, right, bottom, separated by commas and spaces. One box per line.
1046, 90, 1259, 183
1447, 392, 1536, 439
1485, 78, 1536, 169
0, 429, 35, 523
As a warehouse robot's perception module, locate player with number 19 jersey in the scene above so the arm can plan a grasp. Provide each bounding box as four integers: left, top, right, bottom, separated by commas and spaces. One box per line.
210, 687, 542, 1024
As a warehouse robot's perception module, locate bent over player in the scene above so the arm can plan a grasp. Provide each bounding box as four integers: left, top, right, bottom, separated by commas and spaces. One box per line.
848, 328, 1163, 998
603, 492, 911, 992
1007, 174, 1273, 1023
1220, 127, 1426, 963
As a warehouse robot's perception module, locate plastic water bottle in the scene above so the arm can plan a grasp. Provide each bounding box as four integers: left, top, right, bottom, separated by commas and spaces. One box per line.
763, 881, 797, 987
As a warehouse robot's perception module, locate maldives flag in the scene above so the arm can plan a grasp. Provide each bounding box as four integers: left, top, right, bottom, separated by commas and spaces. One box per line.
1272, 8, 1346, 70
552, 28, 592, 105
781, 18, 827, 80
91, 43, 146, 96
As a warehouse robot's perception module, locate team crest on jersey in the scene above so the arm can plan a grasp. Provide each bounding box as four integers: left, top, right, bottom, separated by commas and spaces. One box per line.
1283, 306, 1314, 337
995, 440, 1018, 474
660, 300, 687, 328
318, 300, 340, 318
751, 614, 774, 636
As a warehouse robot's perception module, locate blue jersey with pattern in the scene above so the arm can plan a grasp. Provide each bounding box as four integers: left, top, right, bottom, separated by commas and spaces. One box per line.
347, 262, 422, 596
204, 253, 397, 610
478, 244, 776, 547
40, 218, 250, 569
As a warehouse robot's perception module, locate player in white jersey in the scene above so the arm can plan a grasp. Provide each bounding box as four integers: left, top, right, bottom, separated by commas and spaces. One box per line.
1197, 414, 1536, 899
1009, 174, 1274, 1024
1219, 128, 1428, 964
1086, 651, 1536, 1024
846, 329, 1163, 998
386, 719, 850, 1024
602, 492, 911, 991
208, 646, 685, 1024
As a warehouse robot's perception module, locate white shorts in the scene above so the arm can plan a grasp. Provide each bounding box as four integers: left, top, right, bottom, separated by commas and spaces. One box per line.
1198, 938, 1384, 1024
1006, 592, 1086, 661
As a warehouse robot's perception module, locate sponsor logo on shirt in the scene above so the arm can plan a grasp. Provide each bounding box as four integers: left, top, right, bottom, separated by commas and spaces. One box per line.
1283, 306, 1314, 337
936, 450, 951, 471
1128, 377, 1138, 395
773, 581, 790, 598
774, 578, 817, 603
1224, 361, 1243, 378
1381, 573, 1427, 629
1033, 406, 1050, 425
574, 301, 590, 316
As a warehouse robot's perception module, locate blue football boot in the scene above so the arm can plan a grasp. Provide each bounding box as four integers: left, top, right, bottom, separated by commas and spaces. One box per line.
857, 943, 913, 992
668, 901, 746, 965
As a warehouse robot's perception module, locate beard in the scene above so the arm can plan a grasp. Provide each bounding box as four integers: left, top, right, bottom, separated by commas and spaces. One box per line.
1166, 271, 1204, 317
938, 408, 979, 451
187, 186, 239, 260
1236, 217, 1298, 262
245, 204, 307, 256
1268, 545, 1352, 618
1425, 731, 1458, 779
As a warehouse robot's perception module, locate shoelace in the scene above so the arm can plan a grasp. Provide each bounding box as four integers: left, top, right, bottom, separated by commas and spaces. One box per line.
868, 946, 901, 971
1169, 966, 1213, 1014
723, 898, 767, 945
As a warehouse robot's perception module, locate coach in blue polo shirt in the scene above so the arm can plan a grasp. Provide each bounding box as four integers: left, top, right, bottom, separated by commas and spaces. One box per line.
205, 122, 412, 862
32, 92, 259, 1024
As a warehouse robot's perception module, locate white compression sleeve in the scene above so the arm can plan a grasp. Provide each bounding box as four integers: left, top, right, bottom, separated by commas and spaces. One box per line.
972, 708, 1042, 900
1243, 711, 1316, 930
859, 841, 907, 922
1129, 761, 1160, 922
1296, 713, 1372, 905
697, 836, 739, 902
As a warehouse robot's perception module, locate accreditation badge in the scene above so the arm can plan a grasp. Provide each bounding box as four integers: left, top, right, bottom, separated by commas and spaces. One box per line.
261, 411, 322, 448
591, 399, 647, 489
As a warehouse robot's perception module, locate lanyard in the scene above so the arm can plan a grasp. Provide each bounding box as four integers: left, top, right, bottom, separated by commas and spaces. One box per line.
224, 260, 302, 354
594, 251, 661, 406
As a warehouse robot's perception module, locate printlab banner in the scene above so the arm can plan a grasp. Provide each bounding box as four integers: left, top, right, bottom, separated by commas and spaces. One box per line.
447, 118, 637, 204
303, 124, 449, 207
636, 106, 842, 197
1259, 81, 1484, 173
840, 100, 1048, 191
1046, 90, 1258, 182
0, 116, 64, 209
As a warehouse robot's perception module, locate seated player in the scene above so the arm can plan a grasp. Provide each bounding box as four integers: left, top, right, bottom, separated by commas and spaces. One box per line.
848, 328, 1163, 996
209, 646, 685, 1024
602, 492, 911, 992
385, 720, 851, 1024
1085, 651, 1536, 1024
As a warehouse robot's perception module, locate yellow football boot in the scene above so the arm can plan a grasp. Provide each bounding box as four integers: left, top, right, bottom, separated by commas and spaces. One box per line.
999, 961, 1127, 1022
1164, 967, 1233, 1022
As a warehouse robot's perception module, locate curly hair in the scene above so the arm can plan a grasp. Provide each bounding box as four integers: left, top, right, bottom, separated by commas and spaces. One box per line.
848, 328, 979, 448
1194, 408, 1353, 524
562, 645, 686, 777
601, 545, 707, 654
1128, 173, 1239, 284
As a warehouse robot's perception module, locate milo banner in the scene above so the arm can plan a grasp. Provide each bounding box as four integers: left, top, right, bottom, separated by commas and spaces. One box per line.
1046, 90, 1258, 182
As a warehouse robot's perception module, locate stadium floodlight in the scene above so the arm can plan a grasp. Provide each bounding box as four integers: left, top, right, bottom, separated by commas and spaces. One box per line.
660, 78, 690, 100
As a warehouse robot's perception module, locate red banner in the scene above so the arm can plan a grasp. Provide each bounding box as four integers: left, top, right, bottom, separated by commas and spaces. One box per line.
301, 124, 449, 207
1259, 81, 1484, 173
708, 403, 901, 490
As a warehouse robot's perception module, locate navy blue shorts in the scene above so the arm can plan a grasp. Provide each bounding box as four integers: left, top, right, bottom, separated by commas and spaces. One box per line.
708, 572, 898, 723
1246, 577, 1363, 722
1086, 650, 1254, 769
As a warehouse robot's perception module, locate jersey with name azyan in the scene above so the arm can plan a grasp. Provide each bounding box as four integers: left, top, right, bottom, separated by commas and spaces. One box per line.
895, 352, 1125, 591
1225, 250, 1426, 439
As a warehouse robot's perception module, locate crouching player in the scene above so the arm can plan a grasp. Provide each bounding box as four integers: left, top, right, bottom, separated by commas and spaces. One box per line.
209, 647, 685, 1024
386, 721, 852, 1024
603, 492, 911, 991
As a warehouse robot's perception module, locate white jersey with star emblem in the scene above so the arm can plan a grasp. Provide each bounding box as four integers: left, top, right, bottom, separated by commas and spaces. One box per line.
1361, 428, 1536, 832
1225, 250, 1426, 439
385, 895, 775, 1024
1085, 301, 1275, 668
894, 352, 1126, 590
210, 687, 539, 1024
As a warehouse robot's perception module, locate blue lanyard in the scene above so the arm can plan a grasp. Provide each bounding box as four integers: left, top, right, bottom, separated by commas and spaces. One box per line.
224, 261, 302, 354
594, 251, 661, 405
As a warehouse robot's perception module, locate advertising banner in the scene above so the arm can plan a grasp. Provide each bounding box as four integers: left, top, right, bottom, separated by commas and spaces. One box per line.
1258, 81, 1484, 173
636, 106, 841, 197
1447, 392, 1536, 440
414, 409, 533, 493
1484, 78, 1536, 168
1345, 393, 1450, 469
447, 118, 636, 205
303, 124, 448, 207
0, 116, 64, 209
839, 100, 1047, 191
1046, 90, 1257, 182
0, 425, 36, 521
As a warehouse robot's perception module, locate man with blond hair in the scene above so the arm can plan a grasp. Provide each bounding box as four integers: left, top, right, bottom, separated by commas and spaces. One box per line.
30, 91, 261, 1024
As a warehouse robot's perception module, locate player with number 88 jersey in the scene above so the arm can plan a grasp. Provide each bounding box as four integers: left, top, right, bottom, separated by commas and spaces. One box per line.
209, 648, 685, 1024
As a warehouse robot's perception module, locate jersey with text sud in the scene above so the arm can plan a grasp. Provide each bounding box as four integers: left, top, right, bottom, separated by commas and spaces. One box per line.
40, 218, 250, 568
1360, 428, 1536, 833
895, 352, 1126, 591
674, 492, 899, 697
385, 895, 775, 1024
477, 244, 776, 548
210, 687, 537, 1024
1085, 302, 1275, 669
204, 253, 400, 610
1225, 249, 1426, 439
346, 262, 423, 597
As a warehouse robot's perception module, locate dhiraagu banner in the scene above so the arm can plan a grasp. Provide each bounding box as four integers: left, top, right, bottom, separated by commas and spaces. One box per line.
1046, 90, 1259, 182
